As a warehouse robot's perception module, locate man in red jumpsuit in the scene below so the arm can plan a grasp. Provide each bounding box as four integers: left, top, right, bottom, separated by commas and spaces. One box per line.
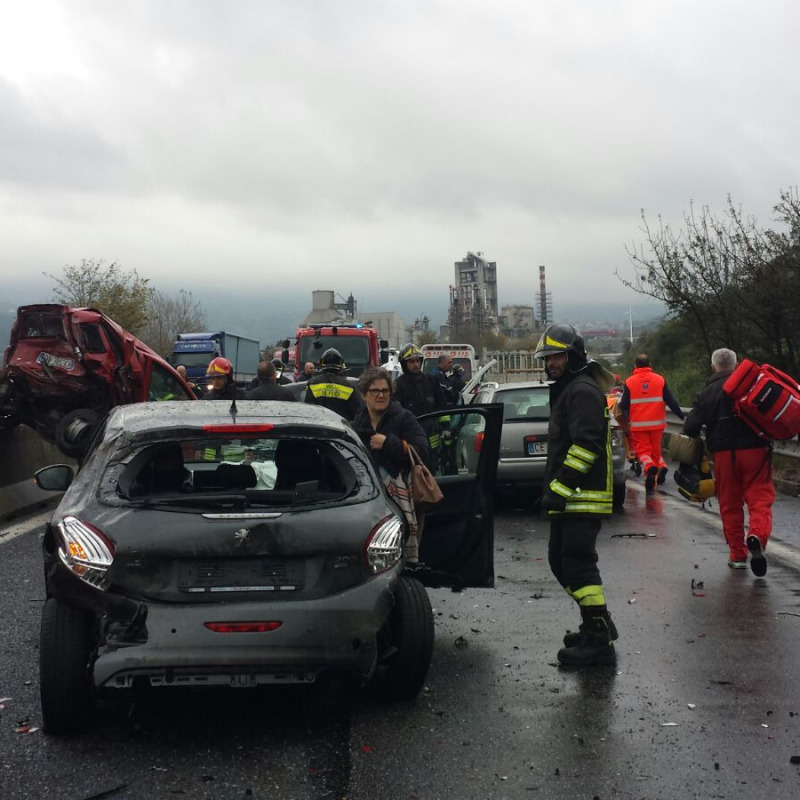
619, 354, 685, 493
683, 348, 774, 575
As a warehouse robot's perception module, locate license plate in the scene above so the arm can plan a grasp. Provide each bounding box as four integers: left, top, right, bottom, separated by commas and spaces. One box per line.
526, 440, 547, 455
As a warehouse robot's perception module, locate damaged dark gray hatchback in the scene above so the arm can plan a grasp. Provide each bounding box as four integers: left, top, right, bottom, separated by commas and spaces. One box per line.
35, 400, 501, 734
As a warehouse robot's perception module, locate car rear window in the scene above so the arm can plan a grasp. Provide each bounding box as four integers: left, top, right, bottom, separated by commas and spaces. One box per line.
106, 434, 366, 509
496, 388, 550, 421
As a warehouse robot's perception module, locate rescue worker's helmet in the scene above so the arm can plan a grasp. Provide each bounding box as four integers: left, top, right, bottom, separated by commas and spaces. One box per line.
205, 356, 233, 378
452, 364, 464, 374
399, 343, 424, 373
533, 323, 587, 368
320, 348, 345, 373
400, 343, 423, 362
271, 358, 285, 374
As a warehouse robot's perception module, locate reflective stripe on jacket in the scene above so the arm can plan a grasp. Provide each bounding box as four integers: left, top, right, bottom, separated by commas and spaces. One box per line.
626, 367, 666, 430
545, 369, 613, 517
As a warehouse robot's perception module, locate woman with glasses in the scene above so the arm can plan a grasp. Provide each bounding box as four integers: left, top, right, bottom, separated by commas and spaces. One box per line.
353, 368, 431, 563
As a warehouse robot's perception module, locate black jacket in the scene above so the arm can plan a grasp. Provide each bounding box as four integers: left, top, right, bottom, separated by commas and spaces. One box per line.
201, 382, 245, 401
394, 372, 446, 415
683, 369, 768, 452
352, 400, 431, 478
304, 372, 362, 420
545, 364, 613, 516
245, 382, 297, 401
430, 366, 456, 407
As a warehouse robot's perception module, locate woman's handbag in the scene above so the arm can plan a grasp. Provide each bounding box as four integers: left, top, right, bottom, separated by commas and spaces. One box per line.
407, 445, 444, 506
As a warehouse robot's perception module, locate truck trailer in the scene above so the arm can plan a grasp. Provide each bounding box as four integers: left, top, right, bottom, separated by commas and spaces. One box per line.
172, 331, 261, 385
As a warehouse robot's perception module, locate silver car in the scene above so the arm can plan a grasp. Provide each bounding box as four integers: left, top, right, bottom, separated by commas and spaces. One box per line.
34, 400, 502, 734
457, 381, 626, 508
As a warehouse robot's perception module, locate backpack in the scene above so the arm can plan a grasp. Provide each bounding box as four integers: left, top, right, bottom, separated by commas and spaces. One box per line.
674, 453, 716, 503
722, 358, 800, 441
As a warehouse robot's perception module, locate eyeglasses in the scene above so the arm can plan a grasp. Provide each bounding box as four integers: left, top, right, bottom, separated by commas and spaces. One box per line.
366, 388, 391, 396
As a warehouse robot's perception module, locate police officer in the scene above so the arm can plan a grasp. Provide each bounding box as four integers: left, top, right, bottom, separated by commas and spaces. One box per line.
304, 348, 362, 420
535, 323, 618, 666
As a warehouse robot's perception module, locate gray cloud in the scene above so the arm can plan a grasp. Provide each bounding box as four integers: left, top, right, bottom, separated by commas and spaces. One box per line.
0, 0, 798, 323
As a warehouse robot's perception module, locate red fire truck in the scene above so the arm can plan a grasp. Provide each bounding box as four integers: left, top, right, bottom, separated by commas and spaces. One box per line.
293, 322, 389, 378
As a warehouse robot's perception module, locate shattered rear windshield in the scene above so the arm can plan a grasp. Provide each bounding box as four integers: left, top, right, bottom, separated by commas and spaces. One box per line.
100, 434, 372, 510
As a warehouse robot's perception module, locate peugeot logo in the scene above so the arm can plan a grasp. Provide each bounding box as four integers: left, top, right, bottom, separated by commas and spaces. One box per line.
234, 528, 250, 547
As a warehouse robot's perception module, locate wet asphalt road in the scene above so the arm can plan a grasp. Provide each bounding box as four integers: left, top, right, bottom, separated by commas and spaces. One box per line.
2, 475, 800, 800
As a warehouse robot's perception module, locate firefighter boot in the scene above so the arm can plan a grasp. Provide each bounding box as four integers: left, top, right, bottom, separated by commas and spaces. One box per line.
557, 607, 617, 666
563, 613, 619, 648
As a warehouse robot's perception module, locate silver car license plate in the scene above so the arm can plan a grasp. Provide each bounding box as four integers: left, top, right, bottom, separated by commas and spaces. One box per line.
526, 440, 547, 455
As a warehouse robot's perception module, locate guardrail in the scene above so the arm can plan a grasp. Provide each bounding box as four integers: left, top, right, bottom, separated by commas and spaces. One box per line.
0, 426, 72, 521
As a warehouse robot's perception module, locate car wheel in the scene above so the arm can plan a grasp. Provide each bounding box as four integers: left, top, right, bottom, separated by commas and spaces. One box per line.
613, 481, 626, 509
55, 408, 101, 459
40, 597, 95, 734
374, 577, 434, 702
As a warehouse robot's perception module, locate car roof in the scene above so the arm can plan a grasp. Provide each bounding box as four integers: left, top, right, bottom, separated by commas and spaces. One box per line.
106, 401, 353, 438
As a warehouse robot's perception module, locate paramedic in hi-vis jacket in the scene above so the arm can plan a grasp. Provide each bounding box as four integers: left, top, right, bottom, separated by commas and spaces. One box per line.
618, 354, 685, 493
683, 348, 774, 576
535, 323, 619, 667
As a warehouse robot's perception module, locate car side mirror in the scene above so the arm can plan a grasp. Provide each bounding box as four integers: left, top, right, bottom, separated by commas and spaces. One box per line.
34, 464, 75, 492
379, 339, 389, 349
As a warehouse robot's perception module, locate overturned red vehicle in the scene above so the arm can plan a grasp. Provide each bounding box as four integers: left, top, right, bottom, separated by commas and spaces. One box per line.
0, 304, 196, 457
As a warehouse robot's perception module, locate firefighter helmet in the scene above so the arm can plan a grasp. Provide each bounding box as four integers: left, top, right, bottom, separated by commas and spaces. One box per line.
533, 323, 587, 362
320, 348, 345, 372
399, 343, 423, 362
205, 356, 233, 377
271, 358, 285, 374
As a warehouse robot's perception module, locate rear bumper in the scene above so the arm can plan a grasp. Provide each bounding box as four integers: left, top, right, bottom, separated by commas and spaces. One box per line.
496, 456, 547, 488
92, 573, 399, 689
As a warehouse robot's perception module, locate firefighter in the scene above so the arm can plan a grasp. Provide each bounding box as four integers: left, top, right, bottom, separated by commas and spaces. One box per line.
428, 354, 458, 474
201, 357, 245, 400
304, 348, 362, 420
394, 343, 448, 471
534, 323, 618, 666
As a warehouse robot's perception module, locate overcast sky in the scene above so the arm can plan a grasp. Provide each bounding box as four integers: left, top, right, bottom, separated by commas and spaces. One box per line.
2, 0, 799, 336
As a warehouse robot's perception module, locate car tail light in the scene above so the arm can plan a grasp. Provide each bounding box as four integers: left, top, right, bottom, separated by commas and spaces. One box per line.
202, 424, 275, 433
365, 515, 403, 573
474, 431, 485, 453
204, 622, 282, 633
57, 516, 115, 590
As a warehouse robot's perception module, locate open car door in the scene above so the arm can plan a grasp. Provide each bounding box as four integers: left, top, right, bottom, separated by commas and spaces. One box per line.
411, 404, 502, 590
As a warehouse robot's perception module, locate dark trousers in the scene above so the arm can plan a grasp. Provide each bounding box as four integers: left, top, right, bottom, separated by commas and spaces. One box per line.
548, 517, 602, 593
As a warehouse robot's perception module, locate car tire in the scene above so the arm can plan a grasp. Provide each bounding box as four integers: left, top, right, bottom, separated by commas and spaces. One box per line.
55, 408, 101, 459
375, 577, 434, 702
613, 481, 626, 509
40, 597, 95, 735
